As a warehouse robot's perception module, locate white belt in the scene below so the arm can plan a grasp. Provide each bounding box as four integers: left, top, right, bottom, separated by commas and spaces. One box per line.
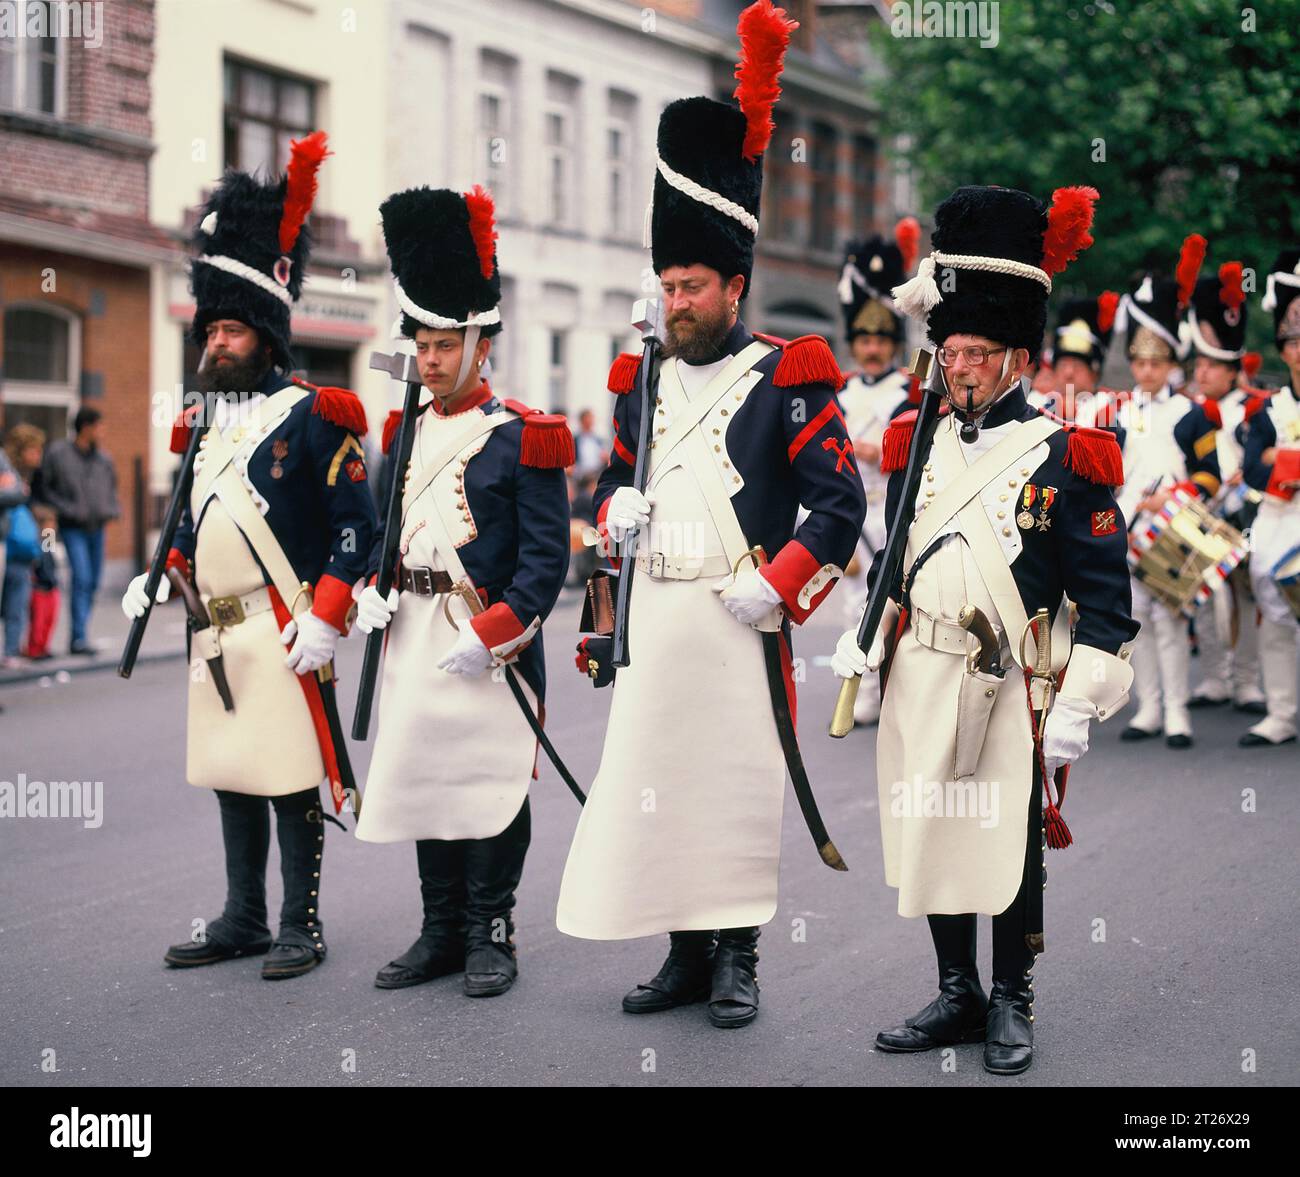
634, 552, 732, 581
911, 605, 973, 656
203, 585, 273, 628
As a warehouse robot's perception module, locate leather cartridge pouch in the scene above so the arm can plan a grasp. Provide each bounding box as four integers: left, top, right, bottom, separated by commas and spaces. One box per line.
576, 635, 616, 689
580, 568, 618, 636
953, 664, 1005, 781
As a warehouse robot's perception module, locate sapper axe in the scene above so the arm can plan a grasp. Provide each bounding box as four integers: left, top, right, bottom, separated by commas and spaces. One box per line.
734, 547, 847, 872
352, 349, 423, 741
445, 584, 587, 807
830, 349, 944, 737
166, 565, 235, 712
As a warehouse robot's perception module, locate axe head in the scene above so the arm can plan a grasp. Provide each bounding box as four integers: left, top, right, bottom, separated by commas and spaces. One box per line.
632, 298, 664, 343
369, 349, 420, 385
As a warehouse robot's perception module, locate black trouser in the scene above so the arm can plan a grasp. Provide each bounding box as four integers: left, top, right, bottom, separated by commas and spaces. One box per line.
207, 787, 324, 951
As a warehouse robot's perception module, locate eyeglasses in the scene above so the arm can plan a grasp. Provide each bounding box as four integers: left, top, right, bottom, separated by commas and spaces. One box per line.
936, 345, 1007, 368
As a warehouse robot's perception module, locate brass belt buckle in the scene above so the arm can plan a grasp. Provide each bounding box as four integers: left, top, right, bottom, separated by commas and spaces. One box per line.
412, 566, 433, 595
208, 595, 245, 627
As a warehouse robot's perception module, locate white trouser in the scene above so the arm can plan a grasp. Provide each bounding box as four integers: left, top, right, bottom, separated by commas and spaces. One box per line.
1193, 579, 1263, 703
1247, 614, 1299, 742
1129, 579, 1191, 736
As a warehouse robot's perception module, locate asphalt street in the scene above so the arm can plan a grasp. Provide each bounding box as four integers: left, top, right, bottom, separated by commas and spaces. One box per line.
1, 591, 1296, 1087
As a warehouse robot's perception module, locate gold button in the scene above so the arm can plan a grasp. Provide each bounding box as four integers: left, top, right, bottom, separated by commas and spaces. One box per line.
314, 853, 321, 860
721, 409, 729, 416
926, 474, 934, 482
712, 428, 720, 436
733, 476, 741, 484
1002, 528, 1011, 536
924, 464, 932, 471
925, 489, 934, 497
1008, 479, 1017, 487
310, 890, 317, 897
723, 461, 730, 468
308, 908, 315, 914
997, 511, 1005, 519
312, 872, 319, 879
1021, 467, 1030, 476
714, 445, 721, 452
999, 494, 1007, 502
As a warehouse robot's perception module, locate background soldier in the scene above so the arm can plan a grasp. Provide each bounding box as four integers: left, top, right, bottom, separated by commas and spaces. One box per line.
834, 184, 1139, 1075
121, 134, 376, 979
354, 185, 572, 998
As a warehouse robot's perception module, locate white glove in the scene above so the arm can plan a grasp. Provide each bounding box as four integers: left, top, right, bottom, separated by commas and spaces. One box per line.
356, 585, 399, 634
121, 571, 171, 620
713, 567, 783, 626
436, 619, 495, 677
1042, 694, 1095, 778
832, 599, 900, 678
280, 611, 340, 675
605, 486, 655, 542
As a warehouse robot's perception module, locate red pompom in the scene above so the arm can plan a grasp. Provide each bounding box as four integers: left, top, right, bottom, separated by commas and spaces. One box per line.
1219, 260, 1245, 310
1044, 799, 1073, 849
1041, 186, 1099, 277
381, 408, 403, 456
772, 335, 845, 390
1097, 290, 1119, 333
464, 184, 498, 281
1242, 351, 1262, 380
733, 0, 798, 162
311, 385, 368, 437
607, 352, 641, 395
1176, 233, 1207, 309
279, 130, 330, 255
895, 216, 921, 273
1064, 426, 1124, 486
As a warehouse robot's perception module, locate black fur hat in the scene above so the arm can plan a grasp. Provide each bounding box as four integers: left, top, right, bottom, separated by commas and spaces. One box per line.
1263, 248, 1300, 350
648, 2, 797, 299
380, 185, 501, 340
893, 185, 1098, 355
1116, 234, 1205, 361
189, 131, 329, 371
839, 221, 919, 344
1053, 292, 1119, 368
1188, 264, 1247, 361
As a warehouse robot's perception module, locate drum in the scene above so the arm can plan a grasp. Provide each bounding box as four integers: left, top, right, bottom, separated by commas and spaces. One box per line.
1272, 544, 1300, 621
1129, 487, 1249, 617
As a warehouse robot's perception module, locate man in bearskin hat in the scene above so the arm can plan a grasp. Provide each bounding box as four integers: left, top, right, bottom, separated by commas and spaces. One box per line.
831, 184, 1139, 1075
556, 0, 866, 1030
1111, 241, 1223, 748
837, 221, 920, 724
1237, 248, 1300, 747
121, 133, 376, 979
1040, 292, 1120, 423
351, 185, 572, 998
1184, 264, 1265, 713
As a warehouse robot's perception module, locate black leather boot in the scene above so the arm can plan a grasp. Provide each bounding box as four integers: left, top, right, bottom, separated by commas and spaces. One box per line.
165, 790, 272, 967
985, 906, 1036, 1075
876, 914, 988, 1052
622, 931, 717, 1014
261, 788, 327, 980
462, 800, 530, 997
375, 839, 468, 989
708, 926, 760, 1028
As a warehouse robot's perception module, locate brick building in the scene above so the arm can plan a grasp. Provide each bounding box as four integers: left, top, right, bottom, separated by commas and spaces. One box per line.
0, 0, 174, 572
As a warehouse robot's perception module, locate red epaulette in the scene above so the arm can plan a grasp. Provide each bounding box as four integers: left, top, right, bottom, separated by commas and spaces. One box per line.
502, 398, 576, 468
293, 376, 368, 437
1195, 395, 1223, 429
1243, 392, 1271, 421
881, 409, 919, 473
608, 352, 641, 395
381, 409, 403, 456
170, 404, 202, 455
757, 333, 846, 391
1061, 423, 1125, 487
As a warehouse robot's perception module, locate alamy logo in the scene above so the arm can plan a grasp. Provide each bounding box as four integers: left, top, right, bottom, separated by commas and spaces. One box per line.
0, 774, 103, 828
0, 2, 104, 49
49, 1108, 151, 1157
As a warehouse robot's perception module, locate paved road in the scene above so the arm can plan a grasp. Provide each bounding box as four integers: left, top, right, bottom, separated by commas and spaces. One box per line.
1, 593, 1296, 1086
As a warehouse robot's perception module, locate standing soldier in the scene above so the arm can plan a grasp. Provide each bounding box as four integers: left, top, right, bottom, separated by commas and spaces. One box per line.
352, 186, 572, 997
556, 0, 866, 1030
1111, 241, 1222, 748
1238, 248, 1300, 747
833, 185, 1139, 1075
837, 221, 921, 724
1040, 291, 1120, 424
1185, 263, 1265, 712
121, 134, 376, 978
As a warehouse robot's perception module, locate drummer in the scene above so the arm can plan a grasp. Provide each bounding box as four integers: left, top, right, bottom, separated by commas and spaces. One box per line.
1112, 240, 1222, 748
1238, 248, 1300, 747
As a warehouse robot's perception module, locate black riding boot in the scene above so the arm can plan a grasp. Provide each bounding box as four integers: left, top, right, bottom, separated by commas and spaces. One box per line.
876, 914, 988, 1052
165, 790, 272, 967
261, 787, 327, 980
462, 799, 530, 997
708, 926, 761, 1029
622, 930, 717, 1014
986, 895, 1037, 1075
375, 839, 468, 989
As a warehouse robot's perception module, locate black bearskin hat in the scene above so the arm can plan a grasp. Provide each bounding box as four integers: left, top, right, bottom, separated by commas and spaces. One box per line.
1116, 234, 1205, 362
189, 131, 329, 372
839, 218, 920, 344
1263, 248, 1300, 351
380, 186, 501, 340
1187, 263, 1247, 362
1053, 292, 1119, 369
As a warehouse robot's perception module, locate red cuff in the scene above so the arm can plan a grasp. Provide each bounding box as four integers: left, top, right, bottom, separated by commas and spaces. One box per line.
470, 600, 531, 655
760, 540, 837, 625
596, 495, 621, 570
164, 548, 190, 579
312, 572, 355, 634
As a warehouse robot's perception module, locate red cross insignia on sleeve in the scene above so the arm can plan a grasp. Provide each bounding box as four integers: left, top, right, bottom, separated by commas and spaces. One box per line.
345, 459, 367, 483
1091, 509, 1117, 536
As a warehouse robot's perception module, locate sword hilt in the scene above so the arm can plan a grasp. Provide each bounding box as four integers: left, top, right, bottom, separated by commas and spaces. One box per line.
830, 676, 860, 739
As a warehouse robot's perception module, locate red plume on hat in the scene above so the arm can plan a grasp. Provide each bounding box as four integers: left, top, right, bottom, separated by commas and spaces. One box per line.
733, 0, 798, 162
1218, 260, 1245, 311
896, 216, 921, 273
1097, 289, 1119, 333
279, 130, 330, 255
1041, 186, 1098, 277
464, 184, 498, 281
1176, 233, 1207, 309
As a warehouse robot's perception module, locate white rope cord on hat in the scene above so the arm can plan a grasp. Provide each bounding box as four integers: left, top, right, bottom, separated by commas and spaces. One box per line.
652, 155, 760, 237
393, 279, 501, 330
1262, 266, 1300, 312
1185, 307, 1244, 362
193, 254, 295, 307
892, 250, 1052, 321
1115, 292, 1186, 359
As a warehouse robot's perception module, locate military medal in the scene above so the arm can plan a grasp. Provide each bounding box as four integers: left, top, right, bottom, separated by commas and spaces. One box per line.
1018, 484, 1037, 530
271, 437, 288, 479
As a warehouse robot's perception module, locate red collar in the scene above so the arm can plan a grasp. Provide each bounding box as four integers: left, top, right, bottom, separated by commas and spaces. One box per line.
431, 381, 493, 417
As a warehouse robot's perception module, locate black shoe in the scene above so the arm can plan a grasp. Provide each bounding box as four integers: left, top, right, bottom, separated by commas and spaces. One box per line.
164, 932, 270, 968
68, 641, 98, 656
463, 940, 516, 997
1166, 732, 1193, 749
983, 977, 1034, 1075
1234, 699, 1268, 716
623, 930, 717, 1014
1238, 731, 1297, 747
1120, 724, 1162, 742
878, 913, 987, 1053
708, 927, 760, 1029
462, 804, 529, 998
375, 935, 466, 989
1188, 694, 1229, 709
261, 939, 326, 980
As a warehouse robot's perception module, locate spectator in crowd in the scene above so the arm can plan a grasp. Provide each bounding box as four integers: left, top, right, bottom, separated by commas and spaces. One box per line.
1, 424, 46, 668
38, 406, 120, 655
572, 409, 608, 481
24, 503, 61, 661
